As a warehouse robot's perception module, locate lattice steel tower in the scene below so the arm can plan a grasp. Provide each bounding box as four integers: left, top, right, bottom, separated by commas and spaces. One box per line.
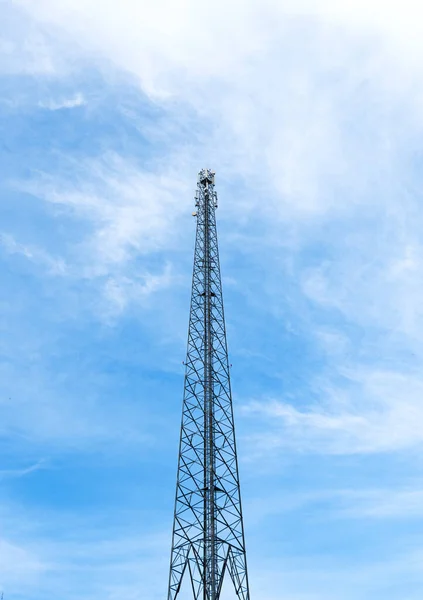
167, 170, 250, 600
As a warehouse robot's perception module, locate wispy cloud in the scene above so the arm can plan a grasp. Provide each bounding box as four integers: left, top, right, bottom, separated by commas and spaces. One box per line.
103, 263, 174, 317
247, 485, 423, 523
250, 546, 423, 600
336, 487, 423, 519
19, 154, 190, 275
0, 538, 47, 591
0, 461, 47, 481
245, 368, 423, 455
0, 233, 67, 275
0, 6, 58, 76
0, 499, 169, 600
38, 93, 86, 111
10, 154, 192, 315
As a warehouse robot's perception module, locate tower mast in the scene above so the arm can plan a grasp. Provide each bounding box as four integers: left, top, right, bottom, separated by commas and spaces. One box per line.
167, 169, 250, 600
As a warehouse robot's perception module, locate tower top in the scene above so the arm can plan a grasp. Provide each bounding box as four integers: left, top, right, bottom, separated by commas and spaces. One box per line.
198, 168, 215, 185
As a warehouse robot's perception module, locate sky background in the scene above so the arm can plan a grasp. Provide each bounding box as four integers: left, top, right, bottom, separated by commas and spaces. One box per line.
1, 1, 423, 598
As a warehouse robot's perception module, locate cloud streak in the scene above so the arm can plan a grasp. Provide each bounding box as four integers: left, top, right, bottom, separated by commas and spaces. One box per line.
245, 367, 423, 455
38, 93, 86, 111
19, 153, 190, 274
0, 233, 67, 275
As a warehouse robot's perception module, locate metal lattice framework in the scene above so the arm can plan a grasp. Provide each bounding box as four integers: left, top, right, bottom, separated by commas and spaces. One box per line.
167, 170, 250, 600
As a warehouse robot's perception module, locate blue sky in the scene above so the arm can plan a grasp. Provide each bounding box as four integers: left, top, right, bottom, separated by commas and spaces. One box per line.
1, 1, 423, 598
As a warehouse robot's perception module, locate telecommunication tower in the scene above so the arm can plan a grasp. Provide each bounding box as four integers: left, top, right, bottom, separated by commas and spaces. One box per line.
167, 170, 250, 600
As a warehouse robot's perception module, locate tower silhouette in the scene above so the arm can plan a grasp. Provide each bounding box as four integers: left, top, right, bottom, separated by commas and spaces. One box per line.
167, 170, 250, 600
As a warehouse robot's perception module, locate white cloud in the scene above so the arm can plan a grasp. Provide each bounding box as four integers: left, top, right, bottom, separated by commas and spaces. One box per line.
302, 234, 423, 339
11, 153, 194, 315
38, 93, 86, 110
246, 485, 423, 524
0, 499, 169, 600
0, 461, 47, 481
20, 154, 190, 276
15, 1, 423, 70
103, 263, 174, 317
336, 488, 423, 519
0, 5, 58, 76
250, 546, 423, 600
0, 538, 47, 589
245, 368, 423, 455
0, 30, 56, 76
287, 0, 423, 53
0, 233, 67, 275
